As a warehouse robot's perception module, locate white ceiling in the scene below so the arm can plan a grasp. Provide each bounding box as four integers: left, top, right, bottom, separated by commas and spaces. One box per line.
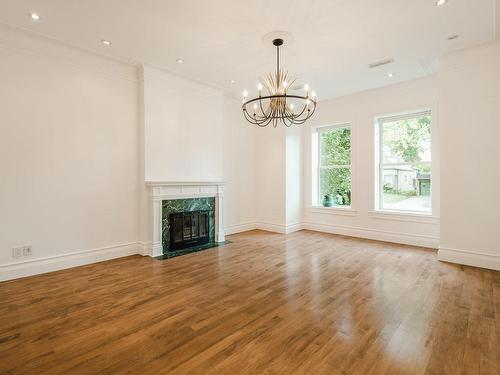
0, 0, 496, 100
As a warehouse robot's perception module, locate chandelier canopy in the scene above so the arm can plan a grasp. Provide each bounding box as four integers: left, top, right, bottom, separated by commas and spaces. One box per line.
242, 38, 317, 128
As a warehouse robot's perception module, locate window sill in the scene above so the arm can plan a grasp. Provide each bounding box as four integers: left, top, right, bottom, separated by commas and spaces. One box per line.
368, 210, 439, 224
308, 206, 357, 216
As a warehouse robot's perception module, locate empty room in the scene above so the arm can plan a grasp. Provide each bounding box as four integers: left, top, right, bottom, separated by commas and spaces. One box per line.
1, 0, 499, 374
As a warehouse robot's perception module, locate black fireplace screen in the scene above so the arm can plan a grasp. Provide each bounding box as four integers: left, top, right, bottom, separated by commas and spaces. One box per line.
169, 210, 210, 251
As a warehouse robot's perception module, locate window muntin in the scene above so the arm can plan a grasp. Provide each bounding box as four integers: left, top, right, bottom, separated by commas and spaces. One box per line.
377, 112, 431, 213
318, 125, 352, 207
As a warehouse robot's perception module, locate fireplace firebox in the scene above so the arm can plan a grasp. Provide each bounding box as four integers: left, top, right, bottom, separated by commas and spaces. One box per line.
168, 210, 210, 251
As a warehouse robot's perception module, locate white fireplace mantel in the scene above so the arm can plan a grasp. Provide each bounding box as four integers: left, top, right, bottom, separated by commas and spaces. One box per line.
146, 181, 225, 257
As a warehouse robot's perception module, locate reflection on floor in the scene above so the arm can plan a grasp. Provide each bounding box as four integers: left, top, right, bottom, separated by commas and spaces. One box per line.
0, 230, 498, 374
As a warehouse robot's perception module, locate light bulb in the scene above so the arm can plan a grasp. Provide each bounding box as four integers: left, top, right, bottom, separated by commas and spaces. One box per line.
30, 13, 40, 20
306, 99, 311, 106
243, 90, 248, 98
289, 103, 294, 110
283, 80, 288, 88
257, 83, 263, 91
311, 91, 316, 99
253, 104, 258, 112
304, 84, 309, 91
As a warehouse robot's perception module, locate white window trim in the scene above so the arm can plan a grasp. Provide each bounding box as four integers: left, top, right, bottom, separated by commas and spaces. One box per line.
375, 110, 433, 215
312, 123, 354, 210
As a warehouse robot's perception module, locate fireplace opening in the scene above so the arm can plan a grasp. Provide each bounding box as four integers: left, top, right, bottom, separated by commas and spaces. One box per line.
169, 210, 210, 251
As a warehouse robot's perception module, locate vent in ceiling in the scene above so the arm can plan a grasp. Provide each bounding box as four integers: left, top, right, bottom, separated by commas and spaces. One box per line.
368, 58, 394, 69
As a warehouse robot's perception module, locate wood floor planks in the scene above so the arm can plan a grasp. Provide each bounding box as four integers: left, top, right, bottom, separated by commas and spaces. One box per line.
0, 229, 499, 374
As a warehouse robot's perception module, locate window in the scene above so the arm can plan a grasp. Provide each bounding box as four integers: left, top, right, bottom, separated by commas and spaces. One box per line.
376, 111, 432, 213
314, 125, 352, 207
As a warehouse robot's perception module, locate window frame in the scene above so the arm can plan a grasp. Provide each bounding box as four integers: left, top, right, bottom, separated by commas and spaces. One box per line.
315, 123, 353, 209
376, 110, 432, 215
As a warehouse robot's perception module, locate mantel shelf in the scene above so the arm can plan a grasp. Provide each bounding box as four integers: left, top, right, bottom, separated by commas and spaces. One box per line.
146, 181, 225, 187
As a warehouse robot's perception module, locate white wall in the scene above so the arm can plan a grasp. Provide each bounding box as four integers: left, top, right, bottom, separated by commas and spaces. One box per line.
255, 126, 287, 230
285, 126, 303, 229
142, 66, 224, 182
0, 28, 140, 280
302, 76, 440, 248
222, 95, 258, 232
438, 41, 500, 270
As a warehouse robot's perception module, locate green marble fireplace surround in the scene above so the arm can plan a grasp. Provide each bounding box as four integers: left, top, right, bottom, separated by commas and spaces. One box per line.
148, 181, 225, 258
161, 197, 215, 254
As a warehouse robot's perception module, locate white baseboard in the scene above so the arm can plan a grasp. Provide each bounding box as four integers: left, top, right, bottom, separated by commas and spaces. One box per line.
225, 221, 304, 235
284, 223, 305, 234
224, 222, 257, 235
438, 247, 500, 271
0, 242, 141, 282
255, 221, 286, 234
304, 221, 439, 249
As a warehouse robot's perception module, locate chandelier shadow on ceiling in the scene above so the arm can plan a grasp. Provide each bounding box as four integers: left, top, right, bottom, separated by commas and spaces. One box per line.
241, 38, 317, 128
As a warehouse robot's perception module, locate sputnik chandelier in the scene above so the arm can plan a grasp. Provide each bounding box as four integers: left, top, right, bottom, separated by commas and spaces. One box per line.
242, 38, 317, 127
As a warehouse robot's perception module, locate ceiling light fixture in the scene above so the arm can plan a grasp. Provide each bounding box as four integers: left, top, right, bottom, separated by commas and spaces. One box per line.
101, 39, 112, 46
435, 0, 448, 6
30, 13, 40, 20
388, 72, 394, 78
230, 79, 235, 84
176, 58, 184, 64
241, 38, 317, 128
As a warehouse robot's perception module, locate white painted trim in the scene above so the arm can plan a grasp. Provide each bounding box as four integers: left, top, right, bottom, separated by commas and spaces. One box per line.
0, 23, 137, 82
438, 247, 500, 271
146, 181, 225, 187
368, 210, 439, 224
139, 242, 153, 257
304, 221, 439, 249
307, 206, 358, 216
0, 242, 141, 282
225, 222, 257, 236
225, 222, 304, 235
255, 221, 287, 234
285, 223, 305, 234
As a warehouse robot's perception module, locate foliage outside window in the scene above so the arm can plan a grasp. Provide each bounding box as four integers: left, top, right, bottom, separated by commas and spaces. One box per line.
378, 112, 431, 213
318, 126, 352, 207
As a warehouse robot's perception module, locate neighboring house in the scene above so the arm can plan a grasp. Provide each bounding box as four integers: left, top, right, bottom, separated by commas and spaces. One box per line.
383, 165, 416, 191
416, 173, 431, 195
383, 167, 431, 196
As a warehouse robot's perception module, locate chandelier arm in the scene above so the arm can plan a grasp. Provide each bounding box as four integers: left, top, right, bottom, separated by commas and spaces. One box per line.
258, 97, 266, 116
293, 103, 309, 119
243, 110, 267, 125
242, 95, 312, 107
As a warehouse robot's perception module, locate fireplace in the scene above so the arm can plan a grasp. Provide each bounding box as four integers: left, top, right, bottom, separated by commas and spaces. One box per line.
169, 210, 210, 251
146, 181, 224, 257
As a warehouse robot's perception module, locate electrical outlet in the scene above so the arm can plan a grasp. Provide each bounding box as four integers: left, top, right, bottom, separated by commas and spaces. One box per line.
12, 247, 24, 258
23, 246, 32, 257
12, 246, 32, 258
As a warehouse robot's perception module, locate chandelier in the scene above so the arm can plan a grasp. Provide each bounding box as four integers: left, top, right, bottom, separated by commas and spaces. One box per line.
241, 38, 317, 128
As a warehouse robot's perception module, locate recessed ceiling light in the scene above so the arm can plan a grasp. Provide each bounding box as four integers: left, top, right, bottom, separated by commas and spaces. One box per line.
176, 58, 184, 64
448, 34, 459, 40
101, 39, 112, 46
435, 0, 448, 6
230, 79, 235, 84
388, 73, 394, 78
30, 13, 40, 20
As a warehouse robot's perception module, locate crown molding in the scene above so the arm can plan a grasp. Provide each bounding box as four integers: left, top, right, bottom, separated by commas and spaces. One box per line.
0, 22, 138, 82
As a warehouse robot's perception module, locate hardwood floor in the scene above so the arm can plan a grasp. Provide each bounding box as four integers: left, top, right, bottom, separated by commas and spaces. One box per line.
0, 230, 499, 374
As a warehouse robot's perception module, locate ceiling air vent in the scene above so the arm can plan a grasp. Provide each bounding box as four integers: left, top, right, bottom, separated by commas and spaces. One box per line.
368, 58, 394, 69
